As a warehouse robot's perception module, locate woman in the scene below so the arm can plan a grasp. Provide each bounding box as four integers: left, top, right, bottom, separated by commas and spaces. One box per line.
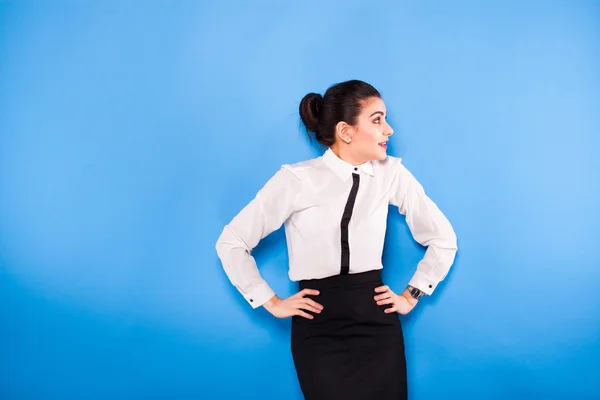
216, 80, 458, 399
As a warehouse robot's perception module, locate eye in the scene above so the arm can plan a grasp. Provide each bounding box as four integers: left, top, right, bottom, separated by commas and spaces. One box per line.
373, 118, 380, 124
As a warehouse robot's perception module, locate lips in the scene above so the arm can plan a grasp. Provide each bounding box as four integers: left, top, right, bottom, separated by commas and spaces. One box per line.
378, 141, 388, 149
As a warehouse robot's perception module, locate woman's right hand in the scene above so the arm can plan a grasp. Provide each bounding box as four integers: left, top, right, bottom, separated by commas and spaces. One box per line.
262, 289, 323, 319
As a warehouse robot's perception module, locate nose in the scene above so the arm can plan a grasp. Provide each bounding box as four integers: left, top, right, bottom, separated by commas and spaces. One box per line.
385, 122, 394, 137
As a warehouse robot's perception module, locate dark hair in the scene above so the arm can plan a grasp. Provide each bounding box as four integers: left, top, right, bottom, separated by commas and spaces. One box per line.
299, 79, 381, 147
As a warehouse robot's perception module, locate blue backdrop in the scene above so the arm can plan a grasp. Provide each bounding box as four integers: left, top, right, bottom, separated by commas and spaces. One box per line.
1, 1, 599, 399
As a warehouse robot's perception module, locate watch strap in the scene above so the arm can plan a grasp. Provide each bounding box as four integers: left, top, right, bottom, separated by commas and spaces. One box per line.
407, 285, 425, 299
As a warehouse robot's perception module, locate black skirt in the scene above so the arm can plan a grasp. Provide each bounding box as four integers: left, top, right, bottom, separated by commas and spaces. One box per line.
291, 269, 408, 400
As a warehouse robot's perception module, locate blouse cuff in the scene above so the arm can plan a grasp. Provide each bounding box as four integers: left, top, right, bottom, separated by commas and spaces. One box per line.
244, 281, 276, 309
408, 270, 439, 295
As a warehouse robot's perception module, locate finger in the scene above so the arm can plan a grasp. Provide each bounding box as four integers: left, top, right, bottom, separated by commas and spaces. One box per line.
377, 298, 395, 306
384, 307, 397, 314
374, 285, 389, 293
291, 288, 319, 299
297, 299, 322, 313
303, 298, 324, 310
374, 292, 392, 301
301, 288, 320, 297
298, 303, 322, 314
296, 309, 313, 319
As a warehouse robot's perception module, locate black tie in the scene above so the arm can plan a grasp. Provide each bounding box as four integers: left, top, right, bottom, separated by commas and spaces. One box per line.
340, 173, 360, 275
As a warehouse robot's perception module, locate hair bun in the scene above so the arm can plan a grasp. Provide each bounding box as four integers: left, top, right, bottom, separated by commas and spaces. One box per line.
299, 93, 323, 133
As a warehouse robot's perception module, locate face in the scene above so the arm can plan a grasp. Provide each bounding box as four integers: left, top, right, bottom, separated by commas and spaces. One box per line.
345, 97, 394, 161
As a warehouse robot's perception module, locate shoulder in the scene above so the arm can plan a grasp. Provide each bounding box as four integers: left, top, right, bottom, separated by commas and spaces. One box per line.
372, 154, 405, 178
280, 154, 326, 180
259, 157, 322, 197
372, 155, 422, 193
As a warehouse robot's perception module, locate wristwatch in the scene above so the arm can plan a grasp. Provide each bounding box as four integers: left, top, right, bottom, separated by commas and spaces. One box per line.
406, 285, 425, 300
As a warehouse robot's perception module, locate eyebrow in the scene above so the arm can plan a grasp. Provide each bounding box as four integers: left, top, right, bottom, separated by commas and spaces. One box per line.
370, 111, 385, 117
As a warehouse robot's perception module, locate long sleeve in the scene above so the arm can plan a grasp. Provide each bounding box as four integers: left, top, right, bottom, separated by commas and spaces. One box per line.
389, 161, 458, 295
216, 166, 300, 309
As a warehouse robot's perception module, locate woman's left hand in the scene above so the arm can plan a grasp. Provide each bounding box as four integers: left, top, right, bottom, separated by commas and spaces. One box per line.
374, 285, 418, 315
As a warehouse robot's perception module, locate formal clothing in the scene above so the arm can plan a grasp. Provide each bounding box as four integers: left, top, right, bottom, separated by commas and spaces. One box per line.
215, 148, 458, 308
216, 148, 458, 400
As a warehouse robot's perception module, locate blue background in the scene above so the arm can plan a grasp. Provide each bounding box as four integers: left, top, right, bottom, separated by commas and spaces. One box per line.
1, 1, 599, 399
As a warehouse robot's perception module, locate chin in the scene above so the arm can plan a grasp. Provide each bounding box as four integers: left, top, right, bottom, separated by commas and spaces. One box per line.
373, 149, 388, 161
362, 147, 388, 161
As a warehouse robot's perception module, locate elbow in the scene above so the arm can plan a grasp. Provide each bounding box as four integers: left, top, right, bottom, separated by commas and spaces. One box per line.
449, 229, 458, 250
215, 225, 251, 258
215, 226, 229, 258
433, 237, 457, 252
442, 221, 458, 250
425, 227, 457, 250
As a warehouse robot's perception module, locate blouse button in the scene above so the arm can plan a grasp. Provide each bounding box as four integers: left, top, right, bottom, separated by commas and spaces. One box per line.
354, 167, 358, 171
249, 299, 254, 302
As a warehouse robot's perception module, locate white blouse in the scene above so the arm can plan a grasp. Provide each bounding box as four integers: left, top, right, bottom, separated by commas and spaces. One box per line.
216, 148, 458, 309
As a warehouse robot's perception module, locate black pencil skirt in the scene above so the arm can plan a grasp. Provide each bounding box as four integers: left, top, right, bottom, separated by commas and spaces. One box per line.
291, 269, 408, 400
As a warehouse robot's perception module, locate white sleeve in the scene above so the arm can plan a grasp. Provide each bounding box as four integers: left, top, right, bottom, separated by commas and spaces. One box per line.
216, 166, 300, 308
389, 160, 458, 295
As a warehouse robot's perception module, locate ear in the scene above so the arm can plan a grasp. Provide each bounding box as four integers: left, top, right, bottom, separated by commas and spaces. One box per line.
335, 121, 355, 144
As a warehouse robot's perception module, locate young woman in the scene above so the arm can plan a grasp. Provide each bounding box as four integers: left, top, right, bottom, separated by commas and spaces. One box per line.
216, 80, 458, 399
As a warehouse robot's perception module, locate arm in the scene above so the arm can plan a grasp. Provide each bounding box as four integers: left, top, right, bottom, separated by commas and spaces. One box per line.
216, 166, 300, 309
389, 160, 458, 296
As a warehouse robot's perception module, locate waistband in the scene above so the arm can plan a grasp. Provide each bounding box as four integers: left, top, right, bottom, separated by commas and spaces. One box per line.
298, 269, 382, 291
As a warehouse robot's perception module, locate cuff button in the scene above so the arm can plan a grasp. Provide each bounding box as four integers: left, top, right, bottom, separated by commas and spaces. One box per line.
250, 299, 254, 302
429, 285, 432, 288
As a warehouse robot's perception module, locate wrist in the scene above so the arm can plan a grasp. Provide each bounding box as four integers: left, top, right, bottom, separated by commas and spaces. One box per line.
262, 295, 280, 310
401, 289, 419, 306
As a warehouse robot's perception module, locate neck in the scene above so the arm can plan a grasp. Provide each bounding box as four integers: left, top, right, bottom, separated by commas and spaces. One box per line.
330, 143, 365, 166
